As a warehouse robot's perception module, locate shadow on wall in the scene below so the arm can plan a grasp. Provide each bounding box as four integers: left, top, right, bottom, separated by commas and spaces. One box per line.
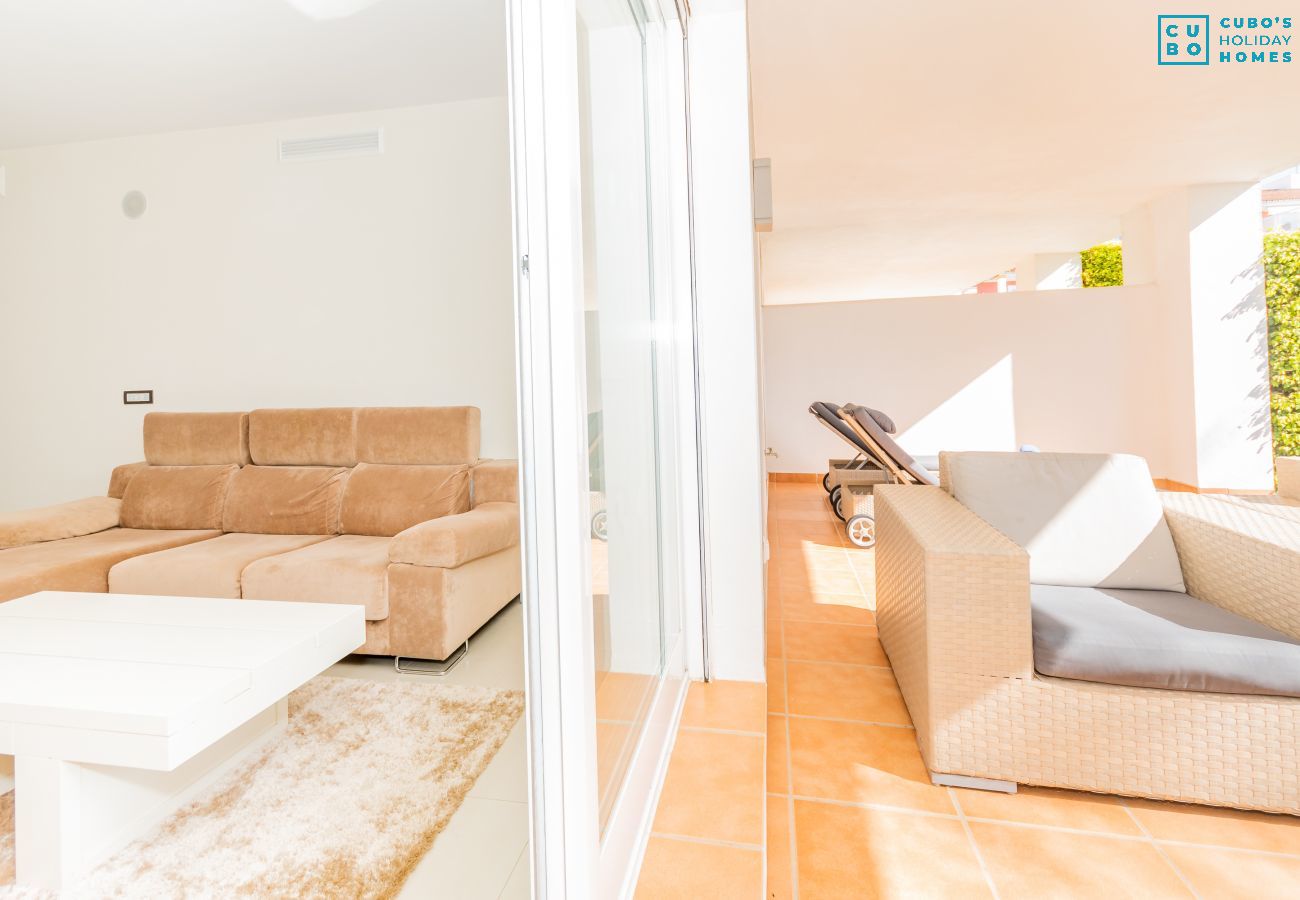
760, 287, 1167, 476
1225, 258, 1273, 448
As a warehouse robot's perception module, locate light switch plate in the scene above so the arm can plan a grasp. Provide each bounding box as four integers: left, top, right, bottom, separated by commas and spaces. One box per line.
123, 390, 154, 405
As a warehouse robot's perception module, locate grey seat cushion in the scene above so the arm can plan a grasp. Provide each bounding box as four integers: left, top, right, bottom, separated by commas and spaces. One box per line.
1031, 584, 1300, 698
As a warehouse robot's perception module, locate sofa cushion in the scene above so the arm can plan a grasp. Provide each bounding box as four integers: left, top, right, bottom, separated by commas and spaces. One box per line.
0, 527, 221, 602
109, 532, 330, 599
942, 451, 1185, 591
339, 463, 470, 537
144, 412, 251, 466
355, 407, 480, 465
241, 535, 391, 620
248, 408, 357, 467
1032, 584, 1300, 697
119, 464, 239, 531
223, 465, 349, 535
0, 497, 122, 550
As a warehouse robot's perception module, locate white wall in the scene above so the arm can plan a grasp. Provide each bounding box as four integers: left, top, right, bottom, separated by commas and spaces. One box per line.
762, 285, 1169, 477
0, 99, 516, 510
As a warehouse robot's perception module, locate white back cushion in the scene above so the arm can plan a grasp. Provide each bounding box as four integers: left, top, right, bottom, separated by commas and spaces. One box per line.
942, 452, 1185, 591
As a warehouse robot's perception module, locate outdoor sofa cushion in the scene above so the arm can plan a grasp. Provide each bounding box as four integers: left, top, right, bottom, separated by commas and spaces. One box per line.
943, 451, 1185, 591
1031, 584, 1300, 698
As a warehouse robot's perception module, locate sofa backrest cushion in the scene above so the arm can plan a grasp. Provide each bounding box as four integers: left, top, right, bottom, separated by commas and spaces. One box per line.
223, 465, 349, 535
120, 464, 239, 530
355, 407, 481, 465
471, 460, 518, 507
107, 461, 149, 499
143, 412, 250, 466
248, 408, 357, 467
340, 463, 471, 536
941, 451, 1186, 592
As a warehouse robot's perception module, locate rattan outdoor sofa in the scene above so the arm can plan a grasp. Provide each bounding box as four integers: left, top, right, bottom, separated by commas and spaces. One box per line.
874, 451, 1300, 814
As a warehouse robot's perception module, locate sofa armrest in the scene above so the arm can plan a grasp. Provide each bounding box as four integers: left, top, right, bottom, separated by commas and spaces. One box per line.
0, 496, 122, 550
1279, 457, 1300, 501
875, 485, 1033, 689
1162, 492, 1300, 640
389, 502, 520, 569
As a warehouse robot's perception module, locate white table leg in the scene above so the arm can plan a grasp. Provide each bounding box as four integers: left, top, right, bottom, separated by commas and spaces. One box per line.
14, 755, 82, 890
14, 697, 288, 890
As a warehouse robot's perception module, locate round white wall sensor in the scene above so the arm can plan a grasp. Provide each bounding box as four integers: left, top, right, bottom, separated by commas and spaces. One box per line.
122, 190, 147, 219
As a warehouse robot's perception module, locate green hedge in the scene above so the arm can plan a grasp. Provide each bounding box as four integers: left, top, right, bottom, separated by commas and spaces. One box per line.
1081, 242, 1124, 287
1266, 232, 1300, 458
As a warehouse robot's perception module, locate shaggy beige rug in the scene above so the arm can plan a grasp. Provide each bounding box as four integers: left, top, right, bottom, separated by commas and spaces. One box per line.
0, 676, 524, 899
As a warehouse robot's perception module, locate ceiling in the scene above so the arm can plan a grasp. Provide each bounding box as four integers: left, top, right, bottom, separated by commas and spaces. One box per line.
0, 0, 505, 150
749, 1, 1300, 303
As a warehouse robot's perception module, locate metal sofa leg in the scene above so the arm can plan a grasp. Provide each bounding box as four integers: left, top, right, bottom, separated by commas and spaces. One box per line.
930, 771, 1017, 793
393, 640, 469, 676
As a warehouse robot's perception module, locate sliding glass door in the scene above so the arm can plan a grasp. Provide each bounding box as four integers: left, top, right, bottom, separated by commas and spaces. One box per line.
576, 0, 679, 836
508, 0, 697, 894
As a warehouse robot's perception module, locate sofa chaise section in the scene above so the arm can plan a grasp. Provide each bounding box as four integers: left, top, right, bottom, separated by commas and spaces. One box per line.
0, 414, 251, 602
0, 528, 221, 602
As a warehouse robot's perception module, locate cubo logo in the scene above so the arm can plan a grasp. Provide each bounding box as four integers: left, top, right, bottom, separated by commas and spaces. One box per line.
1158, 14, 1211, 64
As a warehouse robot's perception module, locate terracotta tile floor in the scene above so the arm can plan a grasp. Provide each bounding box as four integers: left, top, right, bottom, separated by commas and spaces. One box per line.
766, 481, 1300, 899
636, 679, 767, 899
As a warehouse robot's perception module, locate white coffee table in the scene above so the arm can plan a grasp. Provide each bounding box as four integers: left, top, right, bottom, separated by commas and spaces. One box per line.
0, 590, 365, 890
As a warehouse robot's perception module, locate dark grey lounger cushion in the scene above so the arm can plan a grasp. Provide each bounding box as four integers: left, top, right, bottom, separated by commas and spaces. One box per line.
1031, 585, 1300, 698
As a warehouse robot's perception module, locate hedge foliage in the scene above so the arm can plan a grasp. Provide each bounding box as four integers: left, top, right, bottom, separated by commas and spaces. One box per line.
1081, 242, 1124, 287
1266, 231, 1300, 458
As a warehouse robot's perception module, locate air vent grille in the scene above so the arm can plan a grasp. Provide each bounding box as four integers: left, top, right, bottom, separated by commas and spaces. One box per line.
279, 129, 383, 163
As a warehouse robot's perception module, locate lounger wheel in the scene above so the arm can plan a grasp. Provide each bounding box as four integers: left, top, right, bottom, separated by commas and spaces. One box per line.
829, 485, 846, 522
846, 514, 876, 548
591, 510, 608, 541
822, 472, 833, 493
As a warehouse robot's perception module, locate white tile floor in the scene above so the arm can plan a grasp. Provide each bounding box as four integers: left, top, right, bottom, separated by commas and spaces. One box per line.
0, 599, 529, 899
328, 599, 530, 900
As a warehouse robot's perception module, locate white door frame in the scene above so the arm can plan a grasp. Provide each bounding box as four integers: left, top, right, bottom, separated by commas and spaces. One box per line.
507, 0, 601, 893
508, 0, 701, 895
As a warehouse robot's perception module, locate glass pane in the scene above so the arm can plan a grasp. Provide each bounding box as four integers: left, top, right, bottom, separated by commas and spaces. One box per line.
576, 0, 673, 834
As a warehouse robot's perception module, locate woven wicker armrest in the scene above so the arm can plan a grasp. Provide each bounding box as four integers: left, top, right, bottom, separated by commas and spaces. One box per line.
874, 485, 1034, 685
1162, 493, 1300, 640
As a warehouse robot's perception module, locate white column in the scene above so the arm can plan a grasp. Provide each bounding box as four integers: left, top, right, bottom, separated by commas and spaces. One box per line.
1014, 252, 1082, 291
1123, 184, 1274, 490
688, 0, 766, 683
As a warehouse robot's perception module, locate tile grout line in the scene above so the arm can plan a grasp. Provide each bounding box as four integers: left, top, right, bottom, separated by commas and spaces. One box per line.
947, 788, 1003, 900
650, 831, 765, 853
495, 843, 530, 900
784, 790, 1300, 861
779, 711, 914, 730
1119, 801, 1203, 898
678, 724, 767, 738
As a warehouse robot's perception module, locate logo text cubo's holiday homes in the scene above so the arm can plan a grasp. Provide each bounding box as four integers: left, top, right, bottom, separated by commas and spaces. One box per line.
1158, 14, 1293, 66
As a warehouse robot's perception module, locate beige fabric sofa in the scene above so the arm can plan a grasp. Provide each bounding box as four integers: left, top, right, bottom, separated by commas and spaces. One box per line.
0, 408, 521, 663
875, 451, 1300, 814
